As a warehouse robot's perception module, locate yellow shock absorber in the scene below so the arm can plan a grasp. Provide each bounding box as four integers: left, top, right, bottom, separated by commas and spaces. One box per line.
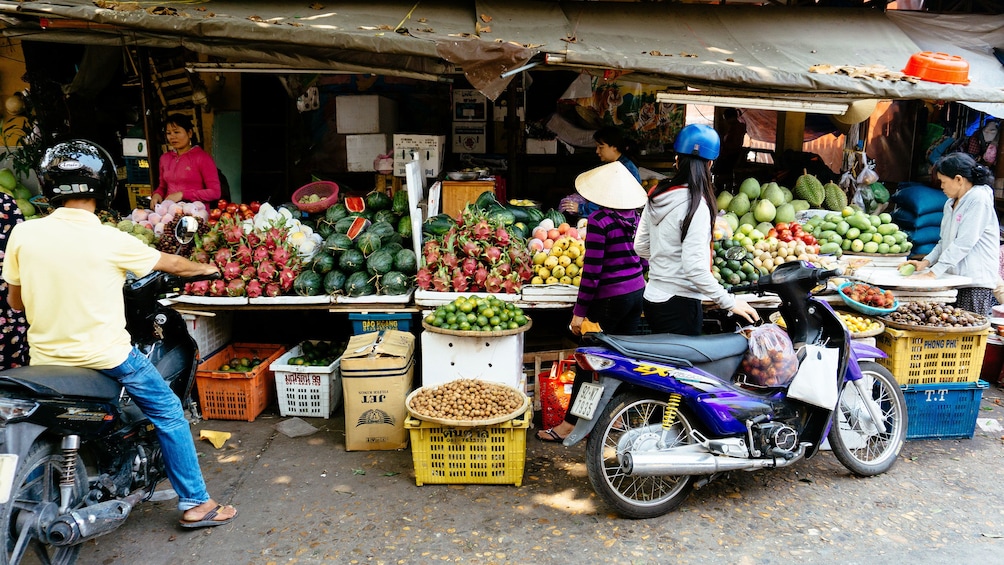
662, 393, 682, 429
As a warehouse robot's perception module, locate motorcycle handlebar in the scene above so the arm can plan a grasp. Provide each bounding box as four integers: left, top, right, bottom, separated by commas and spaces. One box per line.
815, 267, 843, 283
730, 282, 757, 294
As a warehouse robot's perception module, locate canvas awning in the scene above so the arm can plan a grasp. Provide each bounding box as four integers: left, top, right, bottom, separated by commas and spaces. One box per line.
0, 1, 1001, 106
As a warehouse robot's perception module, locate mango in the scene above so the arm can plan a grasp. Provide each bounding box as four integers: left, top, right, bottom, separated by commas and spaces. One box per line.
899, 263, 916, 276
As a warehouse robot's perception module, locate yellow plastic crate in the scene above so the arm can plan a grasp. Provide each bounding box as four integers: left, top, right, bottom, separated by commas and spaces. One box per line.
876, 326, 990, 386
405, 410, 528, 486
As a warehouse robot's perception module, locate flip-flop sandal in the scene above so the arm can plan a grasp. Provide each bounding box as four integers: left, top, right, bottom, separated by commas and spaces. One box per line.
536, 428, 566, 443
179, 504, 238, 529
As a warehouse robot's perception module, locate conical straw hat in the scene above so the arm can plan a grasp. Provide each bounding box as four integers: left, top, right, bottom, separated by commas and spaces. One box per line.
574, 161, 647, 210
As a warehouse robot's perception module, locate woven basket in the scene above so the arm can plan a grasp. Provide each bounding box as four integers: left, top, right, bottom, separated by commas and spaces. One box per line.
422, 318, 532, 338
405, 387, 530, 427
292, 181, 339, 213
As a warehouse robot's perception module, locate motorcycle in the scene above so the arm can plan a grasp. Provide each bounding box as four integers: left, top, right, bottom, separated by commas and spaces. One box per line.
0, 217, 216, 564
563, 256, 908, 519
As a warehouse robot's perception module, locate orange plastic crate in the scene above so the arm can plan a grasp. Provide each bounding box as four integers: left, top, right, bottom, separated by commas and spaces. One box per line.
196, 343, 286, 421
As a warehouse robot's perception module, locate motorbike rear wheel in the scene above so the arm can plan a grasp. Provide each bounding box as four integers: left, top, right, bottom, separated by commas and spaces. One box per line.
0, 441, 87, 565
585, 392, 695, 519
828, 361, 907, 476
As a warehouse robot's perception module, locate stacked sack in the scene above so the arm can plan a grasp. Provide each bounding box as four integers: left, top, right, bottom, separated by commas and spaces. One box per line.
889, 183, 947, 256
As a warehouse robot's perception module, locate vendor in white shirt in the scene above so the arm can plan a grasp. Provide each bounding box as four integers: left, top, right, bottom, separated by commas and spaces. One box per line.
901, 152, 1000, 316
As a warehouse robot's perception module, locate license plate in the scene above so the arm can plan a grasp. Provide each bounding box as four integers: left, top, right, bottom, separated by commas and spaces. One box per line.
569, 382, 604, 420
0, 454, 18, 504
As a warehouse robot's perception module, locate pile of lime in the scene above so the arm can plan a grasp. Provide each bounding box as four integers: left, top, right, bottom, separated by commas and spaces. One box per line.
219, 356, 263, 372
424, 296, 529, 332
285, 340, 343, 367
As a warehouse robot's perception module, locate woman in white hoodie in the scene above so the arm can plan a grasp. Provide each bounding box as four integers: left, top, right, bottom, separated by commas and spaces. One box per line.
635, 124, 758, 335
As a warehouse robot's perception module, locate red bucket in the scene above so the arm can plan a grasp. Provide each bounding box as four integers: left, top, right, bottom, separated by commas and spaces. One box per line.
981, 335, 1004, 385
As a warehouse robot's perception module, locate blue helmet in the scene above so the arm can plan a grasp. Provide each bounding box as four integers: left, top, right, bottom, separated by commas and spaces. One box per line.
673, 124, 720, 160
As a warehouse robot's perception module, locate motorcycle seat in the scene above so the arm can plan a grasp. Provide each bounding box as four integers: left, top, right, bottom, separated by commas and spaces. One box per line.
587, 332, 749, 367
0, 365, 123, 400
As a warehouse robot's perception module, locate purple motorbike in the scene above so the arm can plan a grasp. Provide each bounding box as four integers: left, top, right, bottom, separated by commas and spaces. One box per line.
564, 258, 907, 519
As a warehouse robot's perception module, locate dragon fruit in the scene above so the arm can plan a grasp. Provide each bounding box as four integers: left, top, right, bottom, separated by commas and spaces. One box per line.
213, 248, 232, 267
241, 265, 257, 280
189, 280, 210, 296
501, 276, 518, 294
451, 268, 469, 293
415, 267, 433, 290
432, 267, 451, 292
459, 238, 481, 259
494, 225, 511, 247
191, 249, 210, 265
460, 256, 478, 278
200, 230, 221, 253
226, 278, 246, 297
253, 245, 270, 264
484, 268, 504, 294
473, 265, 488, 288
484, 246, 503, 264
278, 267, 296, 291
246, 231, 262, 247
222, 222, 244, 244
234, 243, 253, 267
264, 282, 282, 297
209, 279, 227, 297
222, 262, 242, 281
472, 218, 492, 241
246, 279, 263, 299
257, 260, 276, 282
271, 245, 292, 268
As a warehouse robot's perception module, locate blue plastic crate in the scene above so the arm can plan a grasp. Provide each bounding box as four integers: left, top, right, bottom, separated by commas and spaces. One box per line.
348, 312, 413, 335
903, 380, 988, 441
124, 156, 151, 184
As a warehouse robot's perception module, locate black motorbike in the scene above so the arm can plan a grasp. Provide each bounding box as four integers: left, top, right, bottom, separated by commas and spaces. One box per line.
0, 218, 215, 565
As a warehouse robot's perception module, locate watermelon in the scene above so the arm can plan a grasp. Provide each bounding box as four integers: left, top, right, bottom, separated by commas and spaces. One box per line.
334, 215, 360, 234
422, 214, 455, 236
366, 190, 392, 211
374, 209, 397, 225
487, 207, 515, 226
324, 233, 353, 252
393, 249, 417, 274
356, 231, 382, 256
368, 221, 396, 242
316, 219, 335, 239
392, 189, 409, 215
383, 242, 404, 257
397, 215, 413, 239
475, 190, 499, 211
293, 271, 323, 296
344, 196, 366, 214
311, 252, 336, 274
545, 209, 566, 227
525, 207, 544, 225
325, 203, 348, 224
366, 248, 395, 276
338, 248, 366, 273
346, 217, 371, 240
381, 271, 412, 295
323, 270, 346, 295
345, 271, 375, 297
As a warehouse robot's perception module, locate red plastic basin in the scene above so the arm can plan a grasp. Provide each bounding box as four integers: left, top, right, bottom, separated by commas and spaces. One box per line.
903, 52, 970, 85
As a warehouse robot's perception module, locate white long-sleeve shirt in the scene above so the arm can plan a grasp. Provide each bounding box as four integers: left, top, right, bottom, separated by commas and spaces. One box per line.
634, 186, 735, 310
925, 184, 999, 289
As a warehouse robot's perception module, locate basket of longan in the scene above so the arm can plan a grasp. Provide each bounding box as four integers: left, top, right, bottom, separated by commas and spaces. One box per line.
406, 379, 530, 427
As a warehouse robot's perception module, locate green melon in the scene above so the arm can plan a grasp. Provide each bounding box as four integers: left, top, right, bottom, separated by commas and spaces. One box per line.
381, 271, 412, 295
345, 271, 375, 297
366, 248, 395, 277
293, 270, 323, 296
338, 248, 366, 273
323, 270, 346, 295
356, 231, 382, 256
393, 249, 417, 274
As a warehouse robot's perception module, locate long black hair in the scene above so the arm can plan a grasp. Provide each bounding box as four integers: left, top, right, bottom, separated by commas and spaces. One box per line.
934, 152, 995, 187
649, 154, 717, 239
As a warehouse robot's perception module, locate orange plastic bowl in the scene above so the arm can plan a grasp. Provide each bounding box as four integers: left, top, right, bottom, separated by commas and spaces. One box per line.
902, 52, 970, 85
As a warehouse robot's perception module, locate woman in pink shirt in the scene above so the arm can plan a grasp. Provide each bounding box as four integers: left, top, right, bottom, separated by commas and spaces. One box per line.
150, 114, 221, 206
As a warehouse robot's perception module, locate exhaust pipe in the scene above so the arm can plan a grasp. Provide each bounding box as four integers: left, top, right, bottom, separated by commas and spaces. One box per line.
622, 448, 804, 477
46, 493, 142, 546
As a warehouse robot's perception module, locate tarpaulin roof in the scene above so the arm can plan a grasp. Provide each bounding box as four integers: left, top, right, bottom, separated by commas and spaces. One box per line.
0, 1, 1001, 105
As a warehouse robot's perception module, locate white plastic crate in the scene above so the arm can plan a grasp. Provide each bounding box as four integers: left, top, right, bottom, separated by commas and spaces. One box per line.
182, 312, 233, 361
270, 341, 342, 419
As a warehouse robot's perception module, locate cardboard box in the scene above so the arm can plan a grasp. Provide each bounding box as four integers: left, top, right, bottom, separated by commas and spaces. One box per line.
452, 89, 488, 122
345, 134, 391, 172
335, 95, 398, 134
340, 330, 416, 451
125, 184, 152, 210
452, 122, 487, 154
393, 134, 446, 178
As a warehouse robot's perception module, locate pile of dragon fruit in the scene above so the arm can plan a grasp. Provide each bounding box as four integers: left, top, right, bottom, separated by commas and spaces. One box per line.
417, 208, 533, 294
183, 216, 304, 298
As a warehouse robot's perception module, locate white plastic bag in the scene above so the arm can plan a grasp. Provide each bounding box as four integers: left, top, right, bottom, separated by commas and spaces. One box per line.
786, 345, 840, 408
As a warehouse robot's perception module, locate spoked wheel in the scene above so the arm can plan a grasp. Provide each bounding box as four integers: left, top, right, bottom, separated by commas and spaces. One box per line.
585, 392, 696, 519
828, 361, 907, 476
0, 442, 87, 565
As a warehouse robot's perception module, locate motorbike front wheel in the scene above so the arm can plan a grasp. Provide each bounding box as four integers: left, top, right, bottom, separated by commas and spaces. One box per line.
585, 392, 696, 519
0, 441, 87, 565
828, 361, 907, 476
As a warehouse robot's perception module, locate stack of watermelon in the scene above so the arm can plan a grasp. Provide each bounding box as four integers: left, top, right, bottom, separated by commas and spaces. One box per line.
293, 190, 418, 297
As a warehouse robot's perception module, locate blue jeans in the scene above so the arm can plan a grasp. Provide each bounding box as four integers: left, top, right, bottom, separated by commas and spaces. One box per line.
100, 347, 209, 510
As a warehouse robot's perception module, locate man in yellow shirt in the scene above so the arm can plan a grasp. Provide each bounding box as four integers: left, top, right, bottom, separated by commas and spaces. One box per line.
2, 140, 236, 529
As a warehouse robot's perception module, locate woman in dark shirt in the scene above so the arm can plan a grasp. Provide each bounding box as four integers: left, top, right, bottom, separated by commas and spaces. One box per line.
539, 161, 647, 442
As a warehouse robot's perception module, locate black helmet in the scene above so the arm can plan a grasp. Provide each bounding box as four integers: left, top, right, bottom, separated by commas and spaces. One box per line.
39, 139, 117, 207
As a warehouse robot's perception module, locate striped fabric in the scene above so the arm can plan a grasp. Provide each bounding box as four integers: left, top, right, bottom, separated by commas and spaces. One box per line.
573, 208, 646, 318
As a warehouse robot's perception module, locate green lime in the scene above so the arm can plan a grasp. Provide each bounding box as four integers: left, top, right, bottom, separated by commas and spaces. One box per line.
489, 316, 501, 327
433, 316, 445, 326
514, 314, 527, 325
446, 314, 458, 325
459, 321, 471, 331
477, 315, 489, 327
424, 314, 436, 324
466, 313, 477, 324
482, 307, 495, 319
444, 303, 457, 313
507, 321, 519, 330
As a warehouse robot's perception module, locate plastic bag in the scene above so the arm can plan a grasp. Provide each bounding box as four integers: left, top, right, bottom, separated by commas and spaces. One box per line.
738, 324, 798, 387
856, 161, 879, 186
